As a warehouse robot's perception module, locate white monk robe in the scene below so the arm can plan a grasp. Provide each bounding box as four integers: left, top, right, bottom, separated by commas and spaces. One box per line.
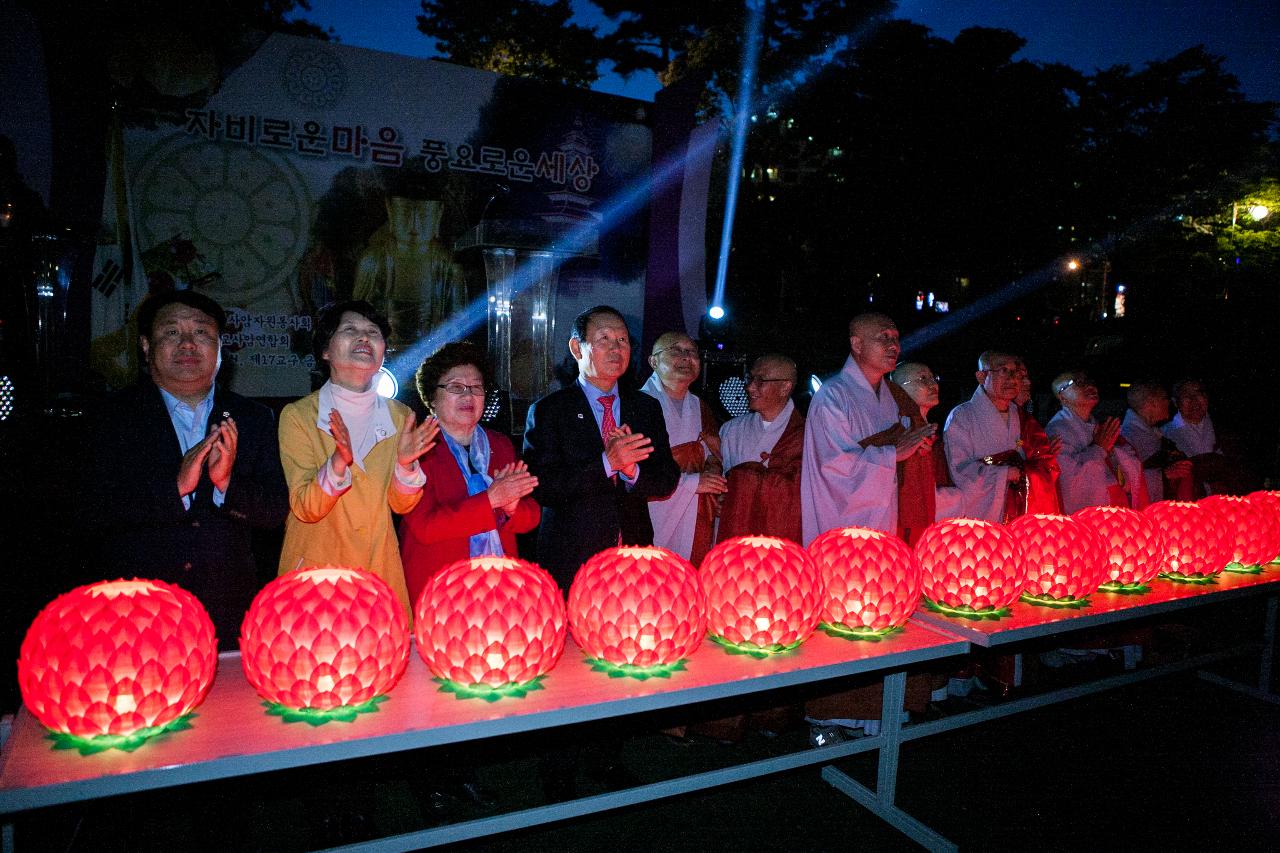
721, 399, 795, 471
1121, 409, 1166, 502
943, 386, 1023, 522
1046, 407, 1147, 513
642, 373, 710, 559
800, 356, 902, 544
1164, 412, 1218, 457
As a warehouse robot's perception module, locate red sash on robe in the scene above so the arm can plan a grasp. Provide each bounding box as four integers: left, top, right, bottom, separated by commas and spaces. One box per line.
666, 397, 722, 565
1018, 408, 1061, 516
855, 382, 934, 545
717, 409, 805, 544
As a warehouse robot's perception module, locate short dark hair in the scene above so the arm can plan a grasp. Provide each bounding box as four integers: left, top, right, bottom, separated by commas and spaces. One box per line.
137, 290, 227, 338
414, 341, 493, 411
313, 300, 390, 376
570, 305, 627, 341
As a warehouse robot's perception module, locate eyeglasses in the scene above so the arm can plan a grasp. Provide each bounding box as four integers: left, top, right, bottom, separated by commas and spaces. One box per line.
901, 375, 941, 387
654, 346, 700, 360
745, 375, 790, 386
436, 382, 486, 397
1055, 377, 1096, 394
984, 366, 1019, 378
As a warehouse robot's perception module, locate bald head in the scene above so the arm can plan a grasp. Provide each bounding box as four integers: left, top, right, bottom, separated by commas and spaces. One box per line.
745, 353, 796, 420
892, 362, 939, 415
1128, 381, 1171, 426
648, 330, 700, 397
848, 313, 900, 386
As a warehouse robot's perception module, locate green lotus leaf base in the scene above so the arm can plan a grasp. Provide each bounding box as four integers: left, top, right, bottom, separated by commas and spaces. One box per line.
922, 598, 1012, 621
1019, 593, 1091, 609
709, 634, 802, 659
1098, 581, 1152, 595
820, 622, 905, 642
583, 657, 688, 680
47, 713, 195, 755
1223, 562, 1263, 574
1159, 572, 1219, 585
265, 694, 388, 725
435, 676, 546, 703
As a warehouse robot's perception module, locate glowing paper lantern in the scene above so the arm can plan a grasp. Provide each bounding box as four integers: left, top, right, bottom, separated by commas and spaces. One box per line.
1200, 495, 1273, 573
1074, 505, 1165, 593
567, 545, 706, 678
1008, 514, 1107, 607
915, 519, 1026, 619
415, 556, 566, 700
808, 527, 921, 639
241, 566, 410, 722
18, 579, 217, 752
1142, 500, 1230, 582
1245, 490, 1280, 564
700, 535, 824, 655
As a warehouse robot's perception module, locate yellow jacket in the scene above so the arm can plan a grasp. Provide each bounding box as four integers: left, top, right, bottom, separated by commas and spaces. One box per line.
277, 391, 422, 613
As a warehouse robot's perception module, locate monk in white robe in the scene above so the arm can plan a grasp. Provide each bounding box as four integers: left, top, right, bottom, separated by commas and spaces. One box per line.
718, 354, 804, 543
801, 313, 935, 544
642, 332, 725, 564
1046, 371, 1148, 513
1121, 382, 1194, 503
943, 351, 1026, 522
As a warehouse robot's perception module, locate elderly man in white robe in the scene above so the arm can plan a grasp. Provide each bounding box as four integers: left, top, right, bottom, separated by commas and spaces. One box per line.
1121, 382, 1193, 502
642, 331, 726, 564
1046, 371, 1147, 513
800, 313, 934, 544
943, 351, 1026, 522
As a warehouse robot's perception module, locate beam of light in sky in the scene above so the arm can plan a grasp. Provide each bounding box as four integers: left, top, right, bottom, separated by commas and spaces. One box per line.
385, 4, 904, 383
709, 0, 766, 318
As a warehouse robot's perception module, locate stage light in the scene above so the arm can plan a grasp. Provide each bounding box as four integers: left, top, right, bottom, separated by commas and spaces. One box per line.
415, 556, 566, 700
19, 579, 217, 752
915, 518, 1026, 619
375, 366, 398, 399
241, 566, 411, 722
708, 305, 726, 320
568, 546, 706, 679
701, 535, 824, 656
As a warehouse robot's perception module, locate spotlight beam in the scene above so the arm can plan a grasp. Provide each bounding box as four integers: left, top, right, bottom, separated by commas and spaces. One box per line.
710, 0, 766, 316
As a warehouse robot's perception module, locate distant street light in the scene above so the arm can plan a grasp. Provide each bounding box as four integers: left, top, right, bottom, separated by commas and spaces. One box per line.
1232, 202, 1271, 227
1066, 259, 1080, 271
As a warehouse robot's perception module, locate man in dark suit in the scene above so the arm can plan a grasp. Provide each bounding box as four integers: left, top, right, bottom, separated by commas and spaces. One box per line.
88, 290, 289, 643
524, 305, 680, 590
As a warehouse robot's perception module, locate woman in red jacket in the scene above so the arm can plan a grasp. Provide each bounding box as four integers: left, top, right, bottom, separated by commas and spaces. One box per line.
400, 342, 541, 608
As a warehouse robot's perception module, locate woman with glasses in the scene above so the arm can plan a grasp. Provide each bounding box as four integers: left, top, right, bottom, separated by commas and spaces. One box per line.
277, 300, 440, 615
399, 341, 540, 607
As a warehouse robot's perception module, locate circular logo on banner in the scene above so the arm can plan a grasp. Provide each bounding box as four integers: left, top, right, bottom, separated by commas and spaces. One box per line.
131, 135, 312, 308
282, 45, 346, 109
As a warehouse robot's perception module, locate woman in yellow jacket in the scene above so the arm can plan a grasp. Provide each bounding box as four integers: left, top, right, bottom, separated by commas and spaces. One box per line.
277, 300, 439, 613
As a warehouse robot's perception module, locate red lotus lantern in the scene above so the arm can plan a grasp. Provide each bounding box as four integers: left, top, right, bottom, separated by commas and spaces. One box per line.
1245, 490, 1280, 565
700, 535, 824, 656
18, 579, 217, 752
415, 556, 566, 700
808, 527, 922, 639
915, 519, 1026, 619
1141, 500, 1230, 583
568, 546, 706, 678
241, 566, 410, 722
1200, 495, 1273, 573
1007, 514, 1108, 607
1074, 505, 1166, 593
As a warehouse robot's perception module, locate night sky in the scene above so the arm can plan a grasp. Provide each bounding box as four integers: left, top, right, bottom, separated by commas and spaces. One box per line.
299, 0, 1280, 104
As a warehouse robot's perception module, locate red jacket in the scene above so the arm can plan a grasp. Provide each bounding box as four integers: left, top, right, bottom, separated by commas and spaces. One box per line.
399, 427, 541, 608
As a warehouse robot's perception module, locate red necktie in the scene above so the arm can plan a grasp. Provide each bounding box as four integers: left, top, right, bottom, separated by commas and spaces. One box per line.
598, 394, 617, 446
